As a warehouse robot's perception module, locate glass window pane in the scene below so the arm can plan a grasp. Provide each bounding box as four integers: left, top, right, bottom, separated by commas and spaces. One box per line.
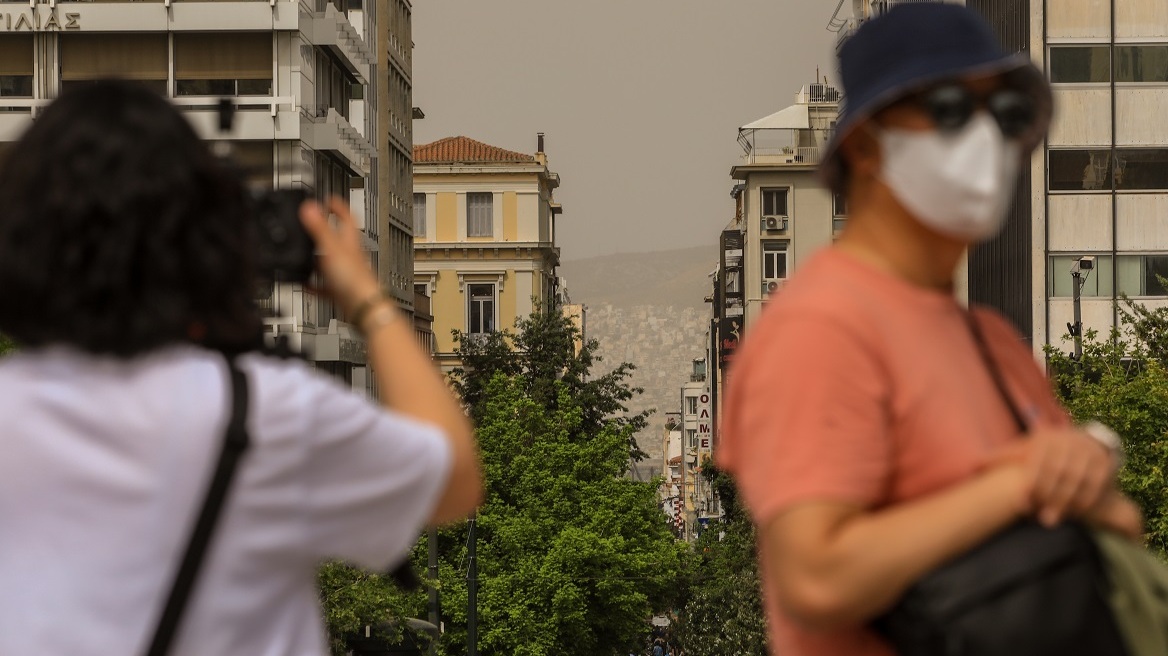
1116, 46, 1168, 83
0, 75, 32, 98
1050, 46, 1111, 83
176, 79, 234, 96
1115, 149, 1168, 191
1049, 150, 1112, 191
1117, 255, 1142, 296
1145, 256, 1168, 296
762, 189, 788, 216
1049, 255, 1113, 297
237, 79, 272, 96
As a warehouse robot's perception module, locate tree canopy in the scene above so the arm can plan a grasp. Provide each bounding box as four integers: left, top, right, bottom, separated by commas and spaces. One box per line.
431, 304, 684, 656
315, 305, 684, 655
1046, 298, 1168, 555
674, 465, 766, 656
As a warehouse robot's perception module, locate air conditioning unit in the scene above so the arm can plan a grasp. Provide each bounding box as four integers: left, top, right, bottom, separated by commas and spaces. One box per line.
763, 216, 787, 231
763, 279, 785, 296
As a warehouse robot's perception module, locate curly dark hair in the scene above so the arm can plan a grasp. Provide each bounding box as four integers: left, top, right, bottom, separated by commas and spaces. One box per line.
0, 80, 263, 356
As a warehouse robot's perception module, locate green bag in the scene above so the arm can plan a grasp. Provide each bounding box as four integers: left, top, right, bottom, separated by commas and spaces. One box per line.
1093, 529, 1168, 656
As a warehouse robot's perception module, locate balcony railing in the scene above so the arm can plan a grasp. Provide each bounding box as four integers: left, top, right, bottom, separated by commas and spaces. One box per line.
742, 146, 821, 166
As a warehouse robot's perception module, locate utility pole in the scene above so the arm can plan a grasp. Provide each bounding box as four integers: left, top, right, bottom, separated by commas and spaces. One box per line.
1072, 269, 1083, 360
467, 514, 477, 656
428, 525, 439, 655
1069, 256, 1094, 360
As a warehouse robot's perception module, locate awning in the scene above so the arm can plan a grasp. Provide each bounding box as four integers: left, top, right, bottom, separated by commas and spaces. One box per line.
739, 103, 809, 131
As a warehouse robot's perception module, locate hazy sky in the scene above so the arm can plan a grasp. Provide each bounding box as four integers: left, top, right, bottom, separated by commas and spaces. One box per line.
411, 0, 838, 261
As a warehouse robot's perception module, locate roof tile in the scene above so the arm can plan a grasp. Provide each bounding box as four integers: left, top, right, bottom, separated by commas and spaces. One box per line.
413, 136, 536, 164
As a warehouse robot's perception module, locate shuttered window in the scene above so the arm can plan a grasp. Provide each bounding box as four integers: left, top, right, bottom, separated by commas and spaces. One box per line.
0, 35, 33, 97
466, 193, 493, 237
59, 34, 167, 82
0, 35, 33, 76
175, 33, 271, 80
174, 33, 272, 96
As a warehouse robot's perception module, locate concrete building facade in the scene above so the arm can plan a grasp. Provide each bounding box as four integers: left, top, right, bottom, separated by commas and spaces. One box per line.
412, 135, 563, 369
0, 0, 417, 392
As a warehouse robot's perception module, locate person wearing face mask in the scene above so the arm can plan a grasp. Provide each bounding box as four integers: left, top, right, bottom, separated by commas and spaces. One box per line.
717, 5, 1143, 656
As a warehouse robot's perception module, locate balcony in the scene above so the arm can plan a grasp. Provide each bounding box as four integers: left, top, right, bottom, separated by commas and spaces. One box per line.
302, 106, 376, 176
741, 146, 822, 166
301, 4, 373, 84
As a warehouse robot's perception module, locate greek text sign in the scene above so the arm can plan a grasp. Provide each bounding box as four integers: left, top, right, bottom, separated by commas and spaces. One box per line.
1, 9, 81, 32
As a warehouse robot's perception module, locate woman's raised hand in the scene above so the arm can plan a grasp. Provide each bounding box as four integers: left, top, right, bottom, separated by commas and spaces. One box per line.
299, 197, 382, 316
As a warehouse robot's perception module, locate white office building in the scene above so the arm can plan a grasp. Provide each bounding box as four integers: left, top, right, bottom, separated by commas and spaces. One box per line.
0, 0, 418, 390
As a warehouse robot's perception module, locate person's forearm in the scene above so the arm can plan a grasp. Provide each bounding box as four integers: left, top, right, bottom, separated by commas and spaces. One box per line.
361, 301, 482, 523
767, 465, 1027, 629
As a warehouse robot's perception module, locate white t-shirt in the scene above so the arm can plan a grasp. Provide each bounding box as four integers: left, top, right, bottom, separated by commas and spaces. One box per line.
0, 345, 452, 656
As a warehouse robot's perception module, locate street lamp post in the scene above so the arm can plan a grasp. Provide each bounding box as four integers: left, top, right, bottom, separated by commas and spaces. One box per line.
1069, 256, 1095, 360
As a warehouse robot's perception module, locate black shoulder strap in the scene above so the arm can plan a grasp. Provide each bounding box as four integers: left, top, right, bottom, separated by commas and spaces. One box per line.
965, 309, 1029, 435
145, 355, 251, 656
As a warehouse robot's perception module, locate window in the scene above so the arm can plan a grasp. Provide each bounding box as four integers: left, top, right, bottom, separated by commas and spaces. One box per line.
175, 33, 273, 97
1049, 150, 1112, 191
833, 191, 847, 217
1115, 149, 1168, 190
467, 283, 495, 335
413, 193, 426, 237
761, 188, 789, 217
1050, 46, 1111, 83
467, 192, 493, 237
685, 396, 698, 416
233, 141, 275, 188
1116, 46, 1168, 83
59, 34, 167, 95
1117, 255, 1168, 296
1048, 255, 1114, 297
0, 36, 33, 98
762, 241, 788, 280
686, 429, 697, 449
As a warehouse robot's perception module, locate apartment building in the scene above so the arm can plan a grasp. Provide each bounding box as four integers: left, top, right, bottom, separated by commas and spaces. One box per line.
0, 0, 416, 391
728, 83, 843, 328
412, 134, 563, 370
835, 0, 1168, 354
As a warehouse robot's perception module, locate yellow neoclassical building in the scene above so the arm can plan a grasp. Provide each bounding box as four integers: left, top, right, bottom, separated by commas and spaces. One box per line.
412, 135, 563, 368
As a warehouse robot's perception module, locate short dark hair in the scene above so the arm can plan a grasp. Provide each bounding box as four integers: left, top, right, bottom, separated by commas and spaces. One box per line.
0, 80, 262, 356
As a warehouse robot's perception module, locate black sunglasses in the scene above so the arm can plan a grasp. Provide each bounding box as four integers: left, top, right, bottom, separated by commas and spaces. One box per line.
909, 84, 1038, 139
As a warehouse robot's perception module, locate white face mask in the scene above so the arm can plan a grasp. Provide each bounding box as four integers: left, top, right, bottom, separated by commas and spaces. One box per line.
875, 111, 1021, 242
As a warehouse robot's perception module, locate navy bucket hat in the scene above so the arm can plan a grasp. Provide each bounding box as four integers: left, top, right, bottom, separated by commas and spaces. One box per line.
819, 3, 1053, 192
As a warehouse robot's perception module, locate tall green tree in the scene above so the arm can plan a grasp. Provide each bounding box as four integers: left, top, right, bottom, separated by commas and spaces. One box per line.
1046, 298, 1168, 555
0, 333, 15, 356
452, 305, 650, 461
433, 305, 684, 656
675, 465, 766, 656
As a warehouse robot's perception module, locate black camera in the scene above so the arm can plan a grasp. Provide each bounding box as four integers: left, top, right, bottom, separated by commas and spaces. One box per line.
249, 188, 316, 283
216, 99, 316, 284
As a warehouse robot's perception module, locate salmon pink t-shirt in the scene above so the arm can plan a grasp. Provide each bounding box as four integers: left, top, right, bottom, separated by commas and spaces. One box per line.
717, 247, 1069, 656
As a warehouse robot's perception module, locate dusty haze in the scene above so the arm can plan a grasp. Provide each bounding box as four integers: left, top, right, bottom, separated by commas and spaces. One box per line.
412, 0, 838, 260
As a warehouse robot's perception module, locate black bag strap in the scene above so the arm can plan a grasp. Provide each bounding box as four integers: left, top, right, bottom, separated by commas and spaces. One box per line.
965, 309, 1029, 434
145, 355, 251, 656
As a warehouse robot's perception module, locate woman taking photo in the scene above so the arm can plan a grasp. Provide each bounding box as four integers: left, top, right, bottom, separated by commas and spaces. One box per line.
0, 80, 481, 655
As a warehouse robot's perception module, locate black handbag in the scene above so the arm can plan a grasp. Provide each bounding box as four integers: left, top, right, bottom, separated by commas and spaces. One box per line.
871, 312, 1129, 656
